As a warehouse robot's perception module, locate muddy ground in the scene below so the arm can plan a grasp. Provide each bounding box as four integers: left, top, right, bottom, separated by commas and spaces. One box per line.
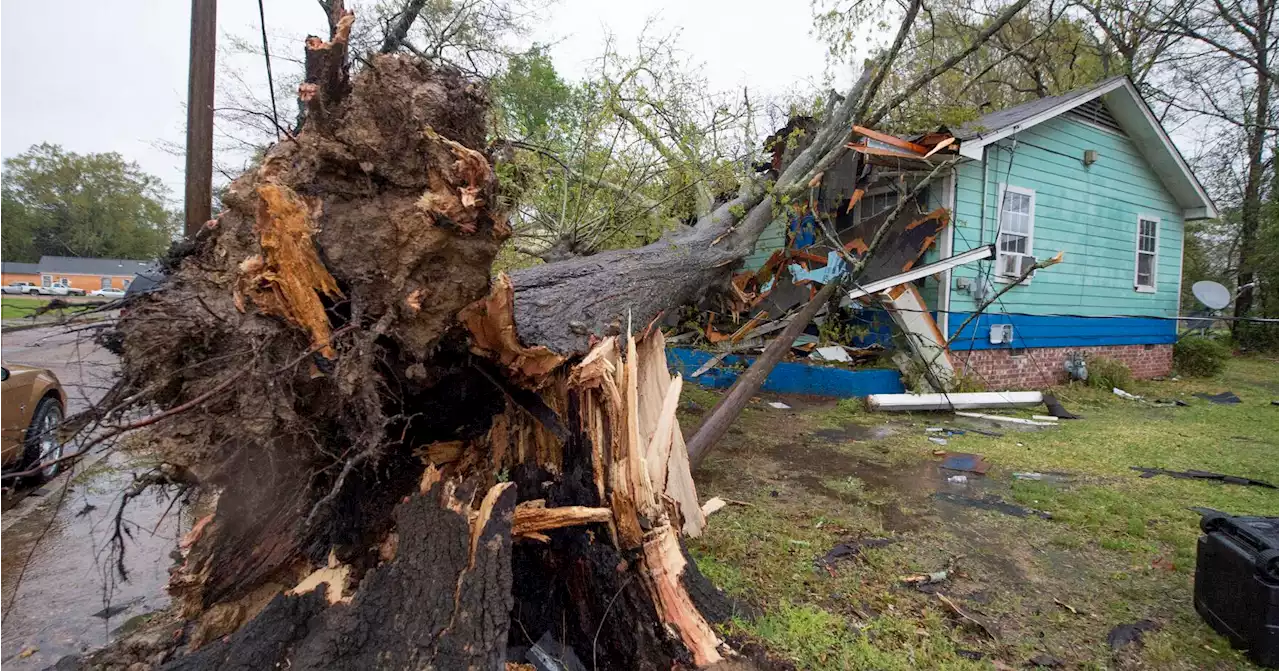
686, 358, 1278, 670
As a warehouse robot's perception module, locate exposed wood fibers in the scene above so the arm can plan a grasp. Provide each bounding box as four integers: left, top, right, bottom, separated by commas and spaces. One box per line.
237, 181, 343, 357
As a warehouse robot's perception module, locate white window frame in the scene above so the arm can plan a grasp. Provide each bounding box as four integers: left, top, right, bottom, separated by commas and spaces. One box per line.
994, 183, 1036, 284
1134, 215, 1159, 293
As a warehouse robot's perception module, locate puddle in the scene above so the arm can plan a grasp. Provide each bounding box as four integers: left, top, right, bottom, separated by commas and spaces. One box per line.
0, 454, 192, 669
813, 423, 901, 442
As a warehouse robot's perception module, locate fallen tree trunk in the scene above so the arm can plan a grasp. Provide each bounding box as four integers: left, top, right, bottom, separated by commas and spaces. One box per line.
79, 1, 1038, 666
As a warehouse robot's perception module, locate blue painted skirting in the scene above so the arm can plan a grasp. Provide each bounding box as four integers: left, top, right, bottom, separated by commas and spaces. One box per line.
666, 347, 904, 398
947, 313, 1177, 350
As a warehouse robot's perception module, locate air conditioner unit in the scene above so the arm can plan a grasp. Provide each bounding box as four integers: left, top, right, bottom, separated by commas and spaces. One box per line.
989, 323, 1014, 345
1018, 255, 1038, 279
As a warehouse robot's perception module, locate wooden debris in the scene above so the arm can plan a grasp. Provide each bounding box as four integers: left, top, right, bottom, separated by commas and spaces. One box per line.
852, 125, 929, 155
701, 497, 728, 517
922, 136, 955, 158
937, 593, 999, 640
512, 500, 613, 538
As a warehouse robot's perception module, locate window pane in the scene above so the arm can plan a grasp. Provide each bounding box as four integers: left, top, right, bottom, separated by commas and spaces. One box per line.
1001, 254, 1019, 275
1140, 236, 1156, 253
1000, 233, 1027, 254
1137, 253, 1154, 285
1004, 191, 1029, 214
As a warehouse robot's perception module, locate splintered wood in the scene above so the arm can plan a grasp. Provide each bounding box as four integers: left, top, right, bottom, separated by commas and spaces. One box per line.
571, 329, 722, 666
237, 181, 343, 357
462, 280, 722, 666
458, 273, 566, 381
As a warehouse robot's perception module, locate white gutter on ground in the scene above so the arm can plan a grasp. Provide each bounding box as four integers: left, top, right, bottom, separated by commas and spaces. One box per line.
866, 391, 1044, 411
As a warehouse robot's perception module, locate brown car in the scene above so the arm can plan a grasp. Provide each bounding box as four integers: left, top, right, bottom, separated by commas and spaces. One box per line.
1, 364, 66, 482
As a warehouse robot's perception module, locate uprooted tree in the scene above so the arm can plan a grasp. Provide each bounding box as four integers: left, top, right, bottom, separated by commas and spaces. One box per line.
76, 0, 1033, 667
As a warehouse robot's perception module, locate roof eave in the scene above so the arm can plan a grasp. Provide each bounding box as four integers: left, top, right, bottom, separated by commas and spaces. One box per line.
955, 77, 1128, 159
954, 78, 1218, 220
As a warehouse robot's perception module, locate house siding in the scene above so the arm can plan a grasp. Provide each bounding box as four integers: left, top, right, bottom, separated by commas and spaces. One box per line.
945, 114, 1184, 350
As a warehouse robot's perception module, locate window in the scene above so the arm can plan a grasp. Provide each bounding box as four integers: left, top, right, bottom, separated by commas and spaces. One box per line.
41, 275, 52, 287
996, 185, 1035, 280
1135, 216, 1159, 292
101, 277, 112, 290
860, 191, 898, 222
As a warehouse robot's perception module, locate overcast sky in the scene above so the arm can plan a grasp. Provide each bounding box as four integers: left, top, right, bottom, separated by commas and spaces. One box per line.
1, 0, 837, 203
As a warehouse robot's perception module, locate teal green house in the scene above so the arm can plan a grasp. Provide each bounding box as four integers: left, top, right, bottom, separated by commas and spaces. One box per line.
750, 76, 1217, 389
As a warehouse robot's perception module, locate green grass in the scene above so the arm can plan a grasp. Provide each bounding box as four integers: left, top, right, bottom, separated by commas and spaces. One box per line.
687, 356, 1278, 670
1, 296, 92, 320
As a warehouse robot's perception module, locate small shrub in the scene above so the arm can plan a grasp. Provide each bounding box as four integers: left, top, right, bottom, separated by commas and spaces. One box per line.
1232, 321, 1279, 354
1085, 356, 1132, 390
1174, 335, 1230, 377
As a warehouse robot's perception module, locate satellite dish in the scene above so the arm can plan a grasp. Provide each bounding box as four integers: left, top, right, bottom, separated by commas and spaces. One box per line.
1192, 281, 1231, 310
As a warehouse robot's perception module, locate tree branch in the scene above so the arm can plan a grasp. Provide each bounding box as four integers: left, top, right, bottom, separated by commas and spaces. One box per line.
379, 0, 429, 53
865, 0, 1034, 126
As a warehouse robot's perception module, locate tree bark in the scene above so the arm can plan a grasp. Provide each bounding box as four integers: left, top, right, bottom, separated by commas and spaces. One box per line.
1231, 0, 1274, 334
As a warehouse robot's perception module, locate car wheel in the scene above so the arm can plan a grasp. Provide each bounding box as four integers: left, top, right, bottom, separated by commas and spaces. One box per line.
20, 397, 64, 484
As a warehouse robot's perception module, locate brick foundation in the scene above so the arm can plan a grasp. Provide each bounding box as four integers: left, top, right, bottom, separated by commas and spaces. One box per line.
953, 344, 1172, 390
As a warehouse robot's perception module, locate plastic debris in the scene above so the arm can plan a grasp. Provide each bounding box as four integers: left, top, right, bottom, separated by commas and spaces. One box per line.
812, 345, 853, 362
528, 631, 588, 671
1042, 393, 1082, 419
1132, 466, 1276, 489
817, 537, 894, 567
929, 436, 948, 446
933, 492, 1051, 519
767, 401, 791, 409
940, 452, 990, 474
1113, 388, 1142, 400
947, 475, 968, 484
901, 570, 948, 585
1194, 391, 1242, 404
1106, 620, 1160, 650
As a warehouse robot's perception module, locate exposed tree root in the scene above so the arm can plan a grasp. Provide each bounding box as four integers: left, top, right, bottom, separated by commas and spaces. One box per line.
86, 4, 736, 669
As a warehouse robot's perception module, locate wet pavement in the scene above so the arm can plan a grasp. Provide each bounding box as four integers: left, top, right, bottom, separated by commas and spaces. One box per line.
0, 453, 187, 669
1, 324, 119, 415
2, 325, 183, 668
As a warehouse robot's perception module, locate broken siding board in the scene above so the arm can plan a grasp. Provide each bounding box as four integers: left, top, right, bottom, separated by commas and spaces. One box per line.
666, 348, 906, 397
743, 217, 789, 270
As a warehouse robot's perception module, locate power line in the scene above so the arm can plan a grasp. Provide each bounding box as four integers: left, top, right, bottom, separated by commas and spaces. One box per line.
257, 0, 281, 142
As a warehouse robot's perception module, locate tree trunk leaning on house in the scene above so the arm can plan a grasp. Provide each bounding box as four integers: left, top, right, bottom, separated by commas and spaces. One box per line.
84, 0, 1035, 667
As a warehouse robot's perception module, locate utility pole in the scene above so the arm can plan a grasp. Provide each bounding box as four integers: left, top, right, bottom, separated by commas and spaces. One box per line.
184, 0, 217, 237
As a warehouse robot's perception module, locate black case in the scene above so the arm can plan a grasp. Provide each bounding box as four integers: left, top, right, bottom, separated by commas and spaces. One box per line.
1194, 512, 1279, 668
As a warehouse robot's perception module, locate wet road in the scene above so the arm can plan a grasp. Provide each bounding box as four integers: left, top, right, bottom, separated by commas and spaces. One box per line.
2, 324, 119, 414
2, 325, 184, 669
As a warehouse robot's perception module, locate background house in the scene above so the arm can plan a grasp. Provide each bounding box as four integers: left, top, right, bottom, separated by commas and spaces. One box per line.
0, 262, 41, 286
1, 256, 155, 292
748, 76, 1217, 390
